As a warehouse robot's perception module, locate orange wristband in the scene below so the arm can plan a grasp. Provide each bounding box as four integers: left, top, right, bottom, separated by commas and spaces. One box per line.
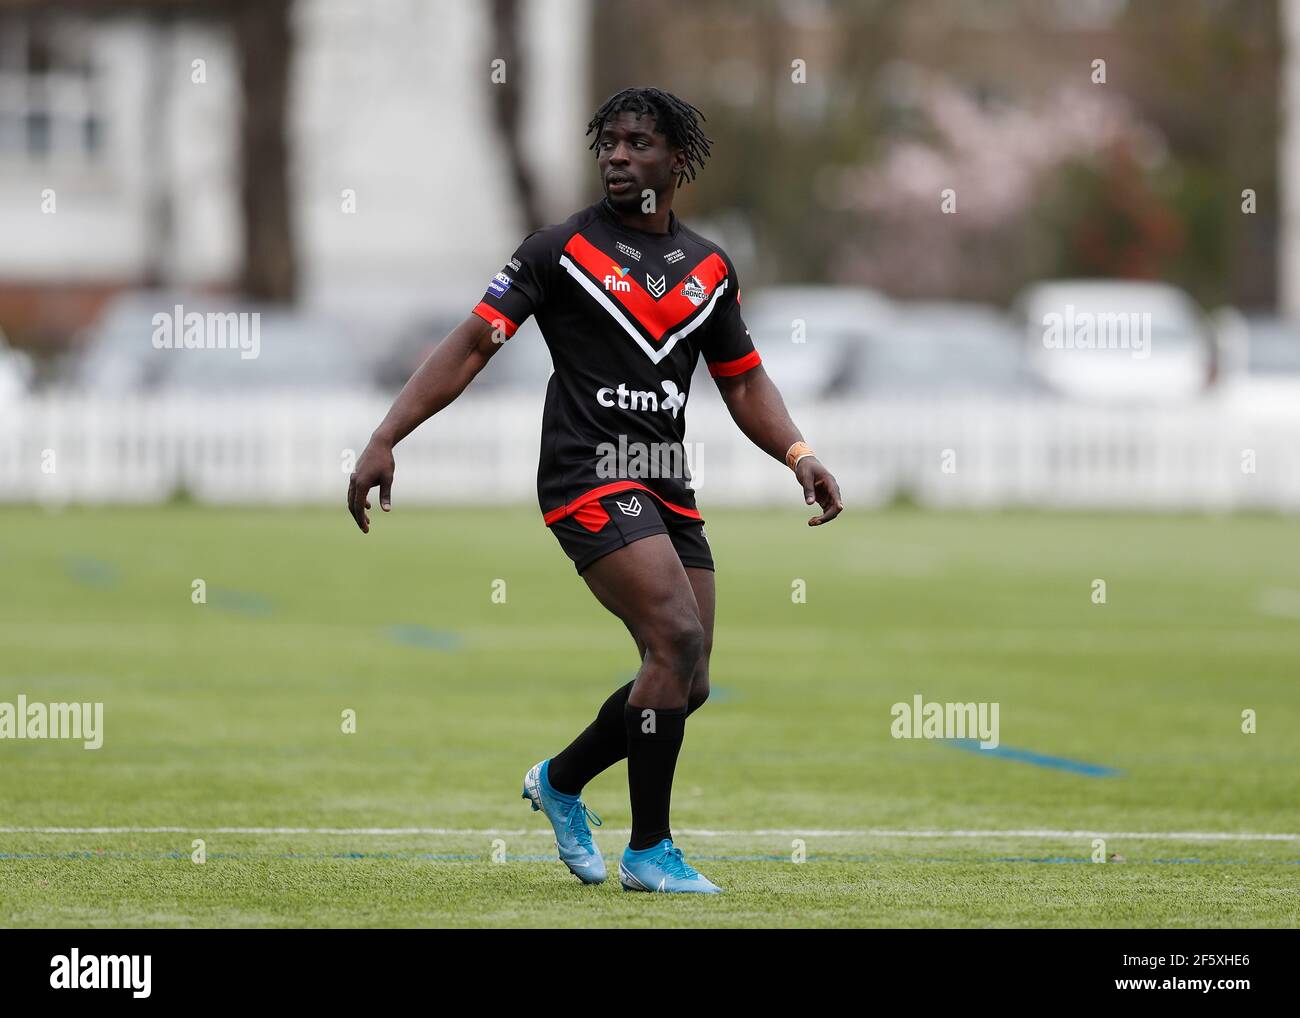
785, 441, 815, 471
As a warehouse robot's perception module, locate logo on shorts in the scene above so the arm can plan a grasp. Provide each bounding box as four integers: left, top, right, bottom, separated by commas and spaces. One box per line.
615, 494, 643, 517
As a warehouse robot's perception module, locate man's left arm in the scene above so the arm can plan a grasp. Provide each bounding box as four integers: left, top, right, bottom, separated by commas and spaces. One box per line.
713, 364, 844, 526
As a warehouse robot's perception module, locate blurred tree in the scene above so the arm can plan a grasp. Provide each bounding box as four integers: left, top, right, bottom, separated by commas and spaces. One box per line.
487, 0, 543, 232
0, 0, 297, 302
591, 0, 906, 285
591, 0, 1280, 310
232, 0, 295, 301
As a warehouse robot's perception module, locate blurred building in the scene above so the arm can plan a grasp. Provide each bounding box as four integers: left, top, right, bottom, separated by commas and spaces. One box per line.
0, 0, 590, 348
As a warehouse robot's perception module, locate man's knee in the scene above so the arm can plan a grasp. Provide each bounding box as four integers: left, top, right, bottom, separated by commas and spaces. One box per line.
647, 614, 705, 680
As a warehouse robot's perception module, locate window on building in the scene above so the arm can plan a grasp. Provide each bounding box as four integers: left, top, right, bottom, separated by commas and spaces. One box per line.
0, 16, 103, 165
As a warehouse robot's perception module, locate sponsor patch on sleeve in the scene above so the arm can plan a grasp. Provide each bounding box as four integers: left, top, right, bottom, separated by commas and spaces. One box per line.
486, 271, 513, 299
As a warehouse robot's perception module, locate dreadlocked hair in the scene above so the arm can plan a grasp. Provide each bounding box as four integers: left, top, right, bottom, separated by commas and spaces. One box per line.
585, 87, 712, 188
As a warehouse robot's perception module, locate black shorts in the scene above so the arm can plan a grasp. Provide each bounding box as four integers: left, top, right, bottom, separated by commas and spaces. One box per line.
548, 489, 714, 574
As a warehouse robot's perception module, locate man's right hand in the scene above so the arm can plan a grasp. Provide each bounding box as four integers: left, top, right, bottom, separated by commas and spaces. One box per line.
348, 438, 396, 533
345, 314, 504, 533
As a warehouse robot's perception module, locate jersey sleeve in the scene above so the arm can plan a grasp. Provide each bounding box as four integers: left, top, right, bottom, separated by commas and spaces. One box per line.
471, 227, 556, 339
701, 252, 762, 378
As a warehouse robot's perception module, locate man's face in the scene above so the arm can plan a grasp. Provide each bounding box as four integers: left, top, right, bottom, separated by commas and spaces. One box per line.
595, 110, 685, 211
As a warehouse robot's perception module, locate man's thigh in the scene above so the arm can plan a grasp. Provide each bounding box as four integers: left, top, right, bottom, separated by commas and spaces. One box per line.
685, 567, 714, 656
552, 494, 715, 663
579, 532, 699, 647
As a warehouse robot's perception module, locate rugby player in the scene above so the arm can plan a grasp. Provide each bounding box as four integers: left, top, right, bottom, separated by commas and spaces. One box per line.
348, 87, 843, 893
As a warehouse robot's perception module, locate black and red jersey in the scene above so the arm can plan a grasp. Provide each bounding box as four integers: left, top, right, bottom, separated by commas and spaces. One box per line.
471, 197, 761, 526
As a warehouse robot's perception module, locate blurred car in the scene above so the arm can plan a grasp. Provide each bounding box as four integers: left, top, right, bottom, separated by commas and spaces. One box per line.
1211, 312, 1300, 420
727, 286, 896, 400
375, 310, 554, 393
0, 326, 35, 401
852, 301, 1043, 396
73, 290, 377, 393
1012, 280, 1214, 403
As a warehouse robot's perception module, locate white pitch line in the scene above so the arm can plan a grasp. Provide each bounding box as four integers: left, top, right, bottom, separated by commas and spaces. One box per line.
0, 826, 1296, 842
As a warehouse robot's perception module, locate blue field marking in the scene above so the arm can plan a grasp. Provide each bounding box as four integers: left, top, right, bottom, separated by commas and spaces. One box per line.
208, 588, 274, 617
65, 556, 118, 588
948, 738, 1121, 777
387, 625, 463, 651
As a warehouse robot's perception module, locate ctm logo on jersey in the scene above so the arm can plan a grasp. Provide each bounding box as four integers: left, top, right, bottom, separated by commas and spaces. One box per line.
603, 265, 632, 292
596, 380, 687, 418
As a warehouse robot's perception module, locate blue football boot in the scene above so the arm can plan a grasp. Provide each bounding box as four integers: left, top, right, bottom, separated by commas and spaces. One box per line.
619, 838, 723, 894
521, 758, 606, 884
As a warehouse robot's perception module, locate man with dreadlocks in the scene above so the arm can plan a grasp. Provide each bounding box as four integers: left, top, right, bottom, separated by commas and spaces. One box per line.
348, 87, 843, 894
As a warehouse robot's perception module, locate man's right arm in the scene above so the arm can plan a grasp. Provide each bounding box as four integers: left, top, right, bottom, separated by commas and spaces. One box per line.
347, 313, 504, 533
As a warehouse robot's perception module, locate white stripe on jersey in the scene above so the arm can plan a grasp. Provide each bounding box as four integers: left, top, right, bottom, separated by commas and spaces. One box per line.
558, 253, 727, 365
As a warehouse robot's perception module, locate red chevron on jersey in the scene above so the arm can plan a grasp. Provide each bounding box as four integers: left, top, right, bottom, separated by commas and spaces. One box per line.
561, 232, 727, 342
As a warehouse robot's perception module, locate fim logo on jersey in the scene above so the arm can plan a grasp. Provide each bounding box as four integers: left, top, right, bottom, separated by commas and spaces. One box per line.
681, 274, 709, 307
615, 494, 642, 517
596, 380, 687, 419
603, 266, 632, 292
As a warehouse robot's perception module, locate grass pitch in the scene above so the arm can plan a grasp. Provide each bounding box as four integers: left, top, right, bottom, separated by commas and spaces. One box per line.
1, 504, 1297, 927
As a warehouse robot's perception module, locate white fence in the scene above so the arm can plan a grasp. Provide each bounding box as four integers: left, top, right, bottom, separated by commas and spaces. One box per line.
2, 392, 1299, 511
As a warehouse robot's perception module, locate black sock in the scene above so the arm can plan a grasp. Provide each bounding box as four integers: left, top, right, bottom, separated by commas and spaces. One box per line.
547, 681, 706, 796
546, 681, 635, 795
624, 703, 687, 851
